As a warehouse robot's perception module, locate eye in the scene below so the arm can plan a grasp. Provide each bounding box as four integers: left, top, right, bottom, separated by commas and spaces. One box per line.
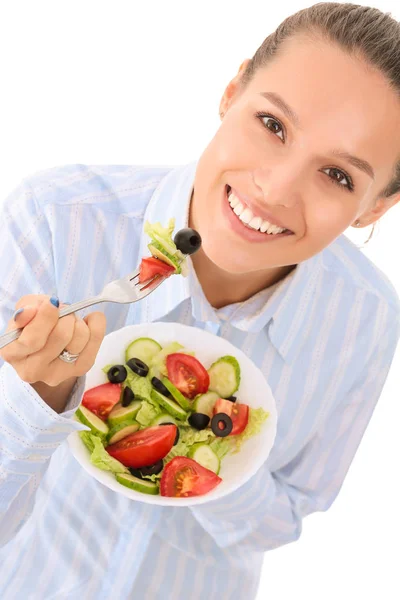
256, 112, 285, 142
322, 167, 355, 193
256, 111, 356, 193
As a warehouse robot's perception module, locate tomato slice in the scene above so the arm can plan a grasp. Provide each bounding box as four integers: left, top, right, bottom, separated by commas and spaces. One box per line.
106, 425, 176, 468
160, 457, 222, 497
213, 398, 249, 435
82, 382, 122, 421
139, 257, 175, 284
166, 353, 210, 399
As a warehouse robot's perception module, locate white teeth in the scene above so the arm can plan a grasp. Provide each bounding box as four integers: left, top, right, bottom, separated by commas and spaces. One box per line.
248, 216, 262, 230
228, 190, 288, 234
239, 208, 252, 224
229, 193, 239, 208
233, 202, 244, 216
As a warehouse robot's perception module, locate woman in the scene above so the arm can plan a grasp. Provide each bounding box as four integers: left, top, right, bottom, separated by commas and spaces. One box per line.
0, 3, 399, 599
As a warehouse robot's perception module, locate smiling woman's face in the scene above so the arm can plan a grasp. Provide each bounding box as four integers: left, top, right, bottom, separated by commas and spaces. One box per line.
190, 36, 400, 274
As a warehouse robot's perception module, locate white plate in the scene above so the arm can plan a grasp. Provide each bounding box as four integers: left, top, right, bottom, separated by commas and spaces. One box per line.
68, 322, 277, 507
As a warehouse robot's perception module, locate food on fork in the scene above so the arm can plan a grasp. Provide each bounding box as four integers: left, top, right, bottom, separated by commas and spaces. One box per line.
139, 219, 202, 284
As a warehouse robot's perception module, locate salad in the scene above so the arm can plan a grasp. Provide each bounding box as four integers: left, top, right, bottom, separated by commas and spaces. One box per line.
74, 220, 269, 498
75, 337, 270, 498
138, 218, 202, 285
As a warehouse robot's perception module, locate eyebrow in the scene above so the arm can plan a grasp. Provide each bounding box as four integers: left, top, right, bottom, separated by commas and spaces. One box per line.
259, 91, 375, 180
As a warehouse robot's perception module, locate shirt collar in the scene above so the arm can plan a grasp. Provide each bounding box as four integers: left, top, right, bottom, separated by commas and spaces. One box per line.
139, 161, 324, 365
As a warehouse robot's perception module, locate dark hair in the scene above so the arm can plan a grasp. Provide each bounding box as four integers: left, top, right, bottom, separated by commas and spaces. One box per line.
240, 2, 400, 200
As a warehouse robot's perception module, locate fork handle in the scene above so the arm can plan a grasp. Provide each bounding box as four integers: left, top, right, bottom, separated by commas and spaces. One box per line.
0, 295, 104, 350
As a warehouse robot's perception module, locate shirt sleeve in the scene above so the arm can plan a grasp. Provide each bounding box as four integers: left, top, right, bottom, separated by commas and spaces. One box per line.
0, 179, 88, 547
190, 311, 400, 552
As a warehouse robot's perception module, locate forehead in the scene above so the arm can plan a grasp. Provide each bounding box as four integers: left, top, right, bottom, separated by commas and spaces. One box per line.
245, 37, 400, 183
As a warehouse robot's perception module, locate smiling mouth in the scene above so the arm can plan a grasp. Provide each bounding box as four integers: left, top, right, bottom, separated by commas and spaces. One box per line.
226, 186, 293, 235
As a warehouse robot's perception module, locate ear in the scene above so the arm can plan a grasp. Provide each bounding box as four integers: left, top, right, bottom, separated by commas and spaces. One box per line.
219, 59, 251, 119
356, 192, 400, 227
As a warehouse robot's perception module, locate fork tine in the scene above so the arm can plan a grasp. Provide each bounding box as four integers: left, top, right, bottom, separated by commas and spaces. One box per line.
127, 267, 141, 282
136, 274, 167, 296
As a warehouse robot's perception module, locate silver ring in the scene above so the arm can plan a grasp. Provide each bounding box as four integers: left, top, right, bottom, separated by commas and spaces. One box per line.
58, 349, 80, 364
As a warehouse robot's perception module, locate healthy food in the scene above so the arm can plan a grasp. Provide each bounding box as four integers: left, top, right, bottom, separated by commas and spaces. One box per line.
138, 219, 202, 283
76, 335, 270, 498
75, 219, 268, 498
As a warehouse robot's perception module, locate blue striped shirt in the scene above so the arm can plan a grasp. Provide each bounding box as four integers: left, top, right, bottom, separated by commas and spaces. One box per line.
0, 162, 399, 599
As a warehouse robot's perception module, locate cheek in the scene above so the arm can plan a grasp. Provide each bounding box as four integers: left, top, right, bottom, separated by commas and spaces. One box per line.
207, 116, 263, 172
305, 200, 356, 241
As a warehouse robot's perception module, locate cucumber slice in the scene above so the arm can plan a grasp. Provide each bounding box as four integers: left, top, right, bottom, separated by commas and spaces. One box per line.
161, 377, 192, 412
116, 473, 159, 495
208, 356, 241, 398
148, 242, 181, 274
107, 422, 140, 444
107, 400, 142, 426
150, 389, 187, 421
150, 412, 178, 427
125, 337, 162, 365
188, 443, 220, 475
76, 406, 109, 438
193, 391, 219, 418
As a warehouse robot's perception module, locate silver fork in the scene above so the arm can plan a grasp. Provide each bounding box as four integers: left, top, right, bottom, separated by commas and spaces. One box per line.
0, 267, 167, 350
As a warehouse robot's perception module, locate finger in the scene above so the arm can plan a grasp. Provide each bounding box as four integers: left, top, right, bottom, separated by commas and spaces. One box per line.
45, 317, 90, 360
26, 317, 90, 383
4, 298, 74, 362
64, 311, 107, 376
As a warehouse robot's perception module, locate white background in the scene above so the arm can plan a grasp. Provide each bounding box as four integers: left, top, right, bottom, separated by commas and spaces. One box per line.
1, 1, 399, 598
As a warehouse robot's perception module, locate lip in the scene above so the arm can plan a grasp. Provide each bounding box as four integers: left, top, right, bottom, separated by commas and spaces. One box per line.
221, 186, 294, 243
228, 186, 292, 232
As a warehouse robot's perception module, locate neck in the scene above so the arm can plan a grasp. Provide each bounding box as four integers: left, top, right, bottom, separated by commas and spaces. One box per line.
190, 248, 296, 309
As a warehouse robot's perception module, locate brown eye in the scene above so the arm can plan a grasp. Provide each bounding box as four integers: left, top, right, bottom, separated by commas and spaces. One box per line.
322, 167, 354, 193
266, 118, 282, 135
256, 112, 285, 142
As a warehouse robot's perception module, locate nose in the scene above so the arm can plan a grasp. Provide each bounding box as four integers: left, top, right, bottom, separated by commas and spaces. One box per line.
252, 165, 302, 209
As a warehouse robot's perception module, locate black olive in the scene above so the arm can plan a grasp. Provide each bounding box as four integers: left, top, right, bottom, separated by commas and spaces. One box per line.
107, 365, 128, 384
226, 395, 237, 403
139, 459, 164, 477
128, 467, 144, 479
211, 413, 233, 437
151, 376, 173, 398
188, 412, 210, 430
126, 357, 149, 377
173, 228, 202, 255
121, 386, 135, 407
159, 422, 180, 445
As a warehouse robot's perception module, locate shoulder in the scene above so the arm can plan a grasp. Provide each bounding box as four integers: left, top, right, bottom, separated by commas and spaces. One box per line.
21, 163, 176, 214
321, 233, 400, 318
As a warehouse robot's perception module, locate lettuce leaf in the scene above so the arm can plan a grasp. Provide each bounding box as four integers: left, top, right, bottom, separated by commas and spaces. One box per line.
209, 436, 235, 461
135, 399, 161, 428
102, 364, 114, 377
144, 219, 177, 256
125, 370, 152, 401
79, 430, 97, 454
164, 426, 215, 463
79, 432, 129, 474
233, 407, 270, 453
209, 406, 270, 458
90, 435, 129, 474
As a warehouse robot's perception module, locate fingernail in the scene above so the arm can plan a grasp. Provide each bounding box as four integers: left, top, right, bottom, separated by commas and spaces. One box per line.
13, 308, 24, 321
50, 295, 60, 308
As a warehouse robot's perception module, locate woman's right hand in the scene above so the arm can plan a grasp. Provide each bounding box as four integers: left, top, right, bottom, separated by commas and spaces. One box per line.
0, 294, 107, 388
